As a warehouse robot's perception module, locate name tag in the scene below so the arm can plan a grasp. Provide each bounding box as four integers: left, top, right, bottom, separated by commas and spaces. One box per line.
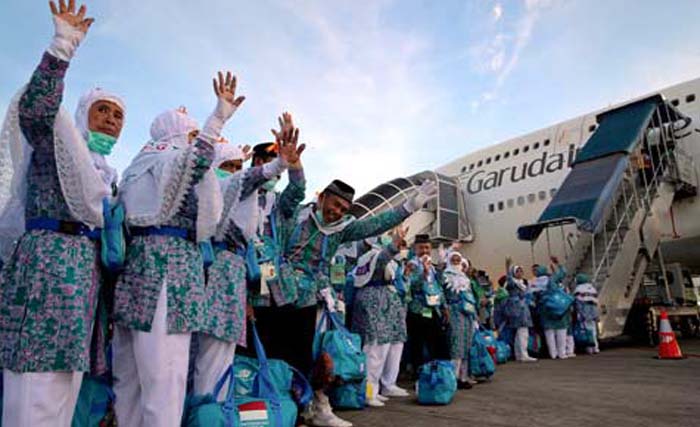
421, 307, 433, 318
426, 295, 440, 307
260, 262, 276, 296
330, 263, 346, 285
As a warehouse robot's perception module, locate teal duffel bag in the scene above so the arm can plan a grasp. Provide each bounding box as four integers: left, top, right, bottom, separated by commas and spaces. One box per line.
183, 325, 304, 427
313, 309, 366, 382
495, 340, 511, 364
469, 330, 496, 379
71, 375, 115, 427
416, 360, 457, 405
329, 378, 367, 410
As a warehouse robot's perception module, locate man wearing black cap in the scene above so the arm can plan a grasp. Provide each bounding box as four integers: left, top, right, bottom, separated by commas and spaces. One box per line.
277, 179, 437, 427
405, 234, 450, 376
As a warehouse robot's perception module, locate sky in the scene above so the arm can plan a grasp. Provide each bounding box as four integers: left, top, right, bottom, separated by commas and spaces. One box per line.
1, 0, 699, 196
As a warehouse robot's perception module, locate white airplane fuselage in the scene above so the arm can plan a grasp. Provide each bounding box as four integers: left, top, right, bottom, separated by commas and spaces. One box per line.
436, 78, 700, 279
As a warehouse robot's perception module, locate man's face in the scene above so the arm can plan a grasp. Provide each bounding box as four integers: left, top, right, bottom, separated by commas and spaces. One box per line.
413, 242, 432, 258
219, 159, 243, 174
318, 192, 351, 224
88, 100, 124, 138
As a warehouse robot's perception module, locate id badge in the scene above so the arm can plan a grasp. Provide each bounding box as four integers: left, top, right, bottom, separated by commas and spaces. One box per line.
330, 263, 346, 286
259, 262, 276, 296
426, 295, 440, 307
421, 307, 433, 318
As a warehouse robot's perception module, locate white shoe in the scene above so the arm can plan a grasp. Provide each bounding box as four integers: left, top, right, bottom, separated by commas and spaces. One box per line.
376, 394, 389, 402
520, 356, 538, 362
311, 393, 353, 427
381, 385, 410, 397
367, 398, 385, 407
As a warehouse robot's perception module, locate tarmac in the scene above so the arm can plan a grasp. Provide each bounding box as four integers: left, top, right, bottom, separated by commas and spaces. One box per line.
339, 340, 700, 427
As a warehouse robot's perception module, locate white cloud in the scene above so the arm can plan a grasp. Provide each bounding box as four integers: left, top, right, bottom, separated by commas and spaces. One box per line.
492, 3, 503, 21
96, 0, 456, 196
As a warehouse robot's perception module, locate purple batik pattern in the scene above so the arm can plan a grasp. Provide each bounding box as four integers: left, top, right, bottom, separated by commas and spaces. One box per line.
0, 53, 102, 373
202, 249, 247, 344
114, 137, 215, 333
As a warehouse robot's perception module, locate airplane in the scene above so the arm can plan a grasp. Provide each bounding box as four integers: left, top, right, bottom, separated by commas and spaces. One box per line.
348, 77, 700, 340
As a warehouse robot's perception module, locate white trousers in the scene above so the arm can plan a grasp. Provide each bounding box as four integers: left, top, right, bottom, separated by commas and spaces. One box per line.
381, 342, 404, 390
544, 329, 567, 359
452, 358, 469, 382
193, 334, 236, 400
363, 342, 404, 398
566, 332, 575, 356
514, 327, 529, 360
585, 320, 600, 353
113, 281, 192, 427
2, 370, 83, 427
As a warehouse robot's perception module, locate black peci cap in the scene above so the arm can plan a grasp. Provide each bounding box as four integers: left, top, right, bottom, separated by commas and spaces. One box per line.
252, 142, 278, 160
414, 234, 430, 244
323, 179, 355, 203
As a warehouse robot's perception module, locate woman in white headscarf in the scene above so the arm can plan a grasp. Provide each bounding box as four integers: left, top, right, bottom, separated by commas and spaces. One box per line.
442, 251, 478, 389
350, 227, 410, 407
0, 2, 126, 426
111, 71, 242, 427
193, 114, 304, 398
504, 258, 537, 362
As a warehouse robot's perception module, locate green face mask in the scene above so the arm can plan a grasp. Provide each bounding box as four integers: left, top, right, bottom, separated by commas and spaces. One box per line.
87, 131, 117, 156
262, 177, 279, 192
215, 168, 232, 179
380, 235, 393, 247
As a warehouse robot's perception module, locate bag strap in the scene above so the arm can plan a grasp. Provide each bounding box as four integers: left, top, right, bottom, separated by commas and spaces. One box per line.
312, 309, 330, 361
289, 365, 313, 407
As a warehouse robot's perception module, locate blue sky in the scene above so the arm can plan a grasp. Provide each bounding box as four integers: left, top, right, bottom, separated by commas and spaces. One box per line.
1, 0, 699, 196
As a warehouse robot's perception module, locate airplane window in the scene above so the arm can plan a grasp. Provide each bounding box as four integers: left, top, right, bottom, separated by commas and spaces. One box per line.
478, 160, 483, 167
550, 188, 557, 197
513, 149, 520, 156
507, 199, 514, 208
504, 152, 510, 159
461, 166, 467, 173
486, 157, 491, 164
527, 193, 536, 203
517, 196, 525, 206
495, 155, 501, 161
488, 203, 495, 213
686, 94, 696, 103
543, 139, 551, 146
671, 99, 680, 106
497, 201, 504, 211
469, 164, 475, 170
538, 191, 546, 200
589, 124, 596, 133
523, 145, 529, 153
533, 142, 540, 150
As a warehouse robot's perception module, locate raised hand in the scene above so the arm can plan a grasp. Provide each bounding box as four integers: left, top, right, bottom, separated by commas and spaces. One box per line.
392, 225, 409, 247
50, 0, 94, 33
212, 71, 245, 109
240, 144, 252, 161
272, 112, 306, 167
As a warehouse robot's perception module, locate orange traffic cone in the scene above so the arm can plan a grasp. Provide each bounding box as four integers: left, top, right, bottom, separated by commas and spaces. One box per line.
657, 311, 684, 359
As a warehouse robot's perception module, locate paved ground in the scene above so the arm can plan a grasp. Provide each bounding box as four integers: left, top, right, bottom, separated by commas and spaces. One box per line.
339, 340, 700, 427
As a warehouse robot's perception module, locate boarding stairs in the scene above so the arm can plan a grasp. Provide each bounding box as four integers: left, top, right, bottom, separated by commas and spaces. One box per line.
517, 95, 697, 339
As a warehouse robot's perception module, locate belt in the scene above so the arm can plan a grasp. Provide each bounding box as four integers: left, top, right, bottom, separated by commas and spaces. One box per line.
26, 218, 101, 240
212, 240, 245, 255
130, 226, 196, 243
365, 280, 388, 288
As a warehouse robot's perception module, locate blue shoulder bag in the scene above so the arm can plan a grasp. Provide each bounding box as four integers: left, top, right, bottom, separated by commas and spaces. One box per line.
100, 197, 125, 273
312, 309, 366, 382
416, 360, 457, 405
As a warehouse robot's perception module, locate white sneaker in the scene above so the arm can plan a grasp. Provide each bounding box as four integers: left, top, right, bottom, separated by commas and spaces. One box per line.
381, 385, 410, 397
520, 356, 538, 362
311, 393, 353, 427
376, 394, 389, 402
367, 398, 385, 407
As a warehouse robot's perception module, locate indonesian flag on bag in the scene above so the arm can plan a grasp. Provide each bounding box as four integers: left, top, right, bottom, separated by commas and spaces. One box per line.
238, 400, 270, 426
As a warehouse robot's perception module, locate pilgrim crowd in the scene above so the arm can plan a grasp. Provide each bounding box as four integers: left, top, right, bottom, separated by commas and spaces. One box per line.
0, 3, 601, 427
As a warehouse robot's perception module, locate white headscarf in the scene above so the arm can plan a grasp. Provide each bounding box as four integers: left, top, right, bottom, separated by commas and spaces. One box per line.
510, 265, 527, 292
443, 250, 471, 292
214, 142, 245, 169
74, 88, 125, 187
119, 108, 222, 241
0, 86, 122, 259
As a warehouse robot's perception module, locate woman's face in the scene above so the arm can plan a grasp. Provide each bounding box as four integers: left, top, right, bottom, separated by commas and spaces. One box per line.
515, 267, 524, 279
88, 100, 124, 138
187, 129, 200, 143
